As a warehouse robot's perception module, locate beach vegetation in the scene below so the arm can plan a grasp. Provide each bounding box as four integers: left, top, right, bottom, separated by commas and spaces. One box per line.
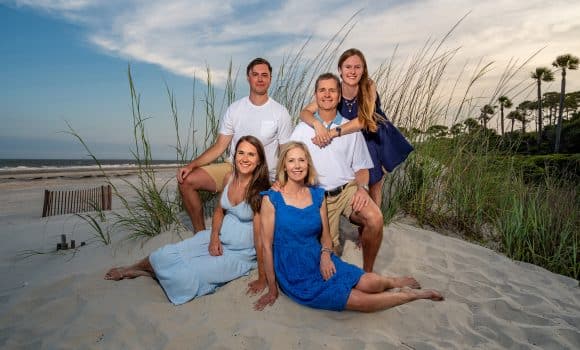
64, 17, 578, 280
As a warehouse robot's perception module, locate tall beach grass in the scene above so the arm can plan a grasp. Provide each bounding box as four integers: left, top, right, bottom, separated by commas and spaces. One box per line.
67, 17, 578, 280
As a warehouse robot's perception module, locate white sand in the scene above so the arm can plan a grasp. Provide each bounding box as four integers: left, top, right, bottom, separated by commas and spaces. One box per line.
0, 172, 579, 349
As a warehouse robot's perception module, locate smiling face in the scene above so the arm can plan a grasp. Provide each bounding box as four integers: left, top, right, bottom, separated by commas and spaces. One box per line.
247, 63, 271, 96
284, 146, 309, 183
315, 77, 340, 112
338, 54, 365, 88
234, 141, 260, 175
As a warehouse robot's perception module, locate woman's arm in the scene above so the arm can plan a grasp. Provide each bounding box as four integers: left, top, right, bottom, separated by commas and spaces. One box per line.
328, 80, 378, 137
208, 172, 230, 256
247, 212, 267, 294
319, 199, 336, 280
299, 101, 331, 147
254, 196, 279, 310
208, 194, 225, 256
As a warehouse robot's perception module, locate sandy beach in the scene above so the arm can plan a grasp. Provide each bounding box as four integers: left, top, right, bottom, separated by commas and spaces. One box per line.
0, 169, 578, 349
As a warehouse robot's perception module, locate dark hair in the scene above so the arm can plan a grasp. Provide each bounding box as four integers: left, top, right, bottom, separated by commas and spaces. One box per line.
315, 72, 341, 95
233, 135, 270, 213
246, 57, 272, 76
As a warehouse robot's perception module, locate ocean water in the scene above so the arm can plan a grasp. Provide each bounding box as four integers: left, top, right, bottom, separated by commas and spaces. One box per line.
0, 159, 180, 173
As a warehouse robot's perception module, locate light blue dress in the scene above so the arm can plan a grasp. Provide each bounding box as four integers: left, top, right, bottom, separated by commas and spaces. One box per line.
149, 181, 256, 305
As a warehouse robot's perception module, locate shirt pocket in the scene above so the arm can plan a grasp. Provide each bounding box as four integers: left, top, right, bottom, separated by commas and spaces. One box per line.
260, 121, 277, 138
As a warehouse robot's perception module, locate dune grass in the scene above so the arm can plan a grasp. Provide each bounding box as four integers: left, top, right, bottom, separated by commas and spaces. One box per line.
65, 17, 578, 280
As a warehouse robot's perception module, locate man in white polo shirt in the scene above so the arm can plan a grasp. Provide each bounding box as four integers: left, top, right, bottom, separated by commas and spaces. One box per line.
290, 72, 383, 272
177, 58, 292, 232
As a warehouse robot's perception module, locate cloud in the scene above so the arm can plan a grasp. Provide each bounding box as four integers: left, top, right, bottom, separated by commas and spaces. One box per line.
6, 0, 580, 105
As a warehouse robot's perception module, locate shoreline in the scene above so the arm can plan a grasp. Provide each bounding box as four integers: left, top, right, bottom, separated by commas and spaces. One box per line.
0, 165, 179, 181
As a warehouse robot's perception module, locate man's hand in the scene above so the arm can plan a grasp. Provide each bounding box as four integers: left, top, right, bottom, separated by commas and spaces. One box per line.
351, 186, 371, 213
208, 236, 223, 256
320, 253, 336, 280
312, 121, 332, 148
270, 180, 282, 192
177, 164, 194, 184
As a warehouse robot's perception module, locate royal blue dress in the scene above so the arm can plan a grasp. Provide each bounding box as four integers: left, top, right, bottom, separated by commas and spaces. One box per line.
262, 187, 364, 311
339, 94, 414, 185
149, 181, 256, 305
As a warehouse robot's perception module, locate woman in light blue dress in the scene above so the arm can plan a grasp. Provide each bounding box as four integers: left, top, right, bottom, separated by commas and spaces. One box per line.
105, 136, 270, 305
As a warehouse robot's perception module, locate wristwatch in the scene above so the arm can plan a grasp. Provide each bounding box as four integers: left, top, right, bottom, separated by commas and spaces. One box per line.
335, 126, 342, 137
358, 183, 369, 191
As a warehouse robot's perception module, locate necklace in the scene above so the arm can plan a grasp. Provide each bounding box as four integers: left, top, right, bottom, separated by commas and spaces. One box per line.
343, 97, 357, 114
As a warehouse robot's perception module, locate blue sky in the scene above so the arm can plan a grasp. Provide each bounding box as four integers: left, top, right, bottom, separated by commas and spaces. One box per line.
1, 0, 579, 159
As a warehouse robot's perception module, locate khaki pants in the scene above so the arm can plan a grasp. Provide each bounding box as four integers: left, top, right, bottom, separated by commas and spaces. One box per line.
325, 182, 357, 249
201, 162, 233, 192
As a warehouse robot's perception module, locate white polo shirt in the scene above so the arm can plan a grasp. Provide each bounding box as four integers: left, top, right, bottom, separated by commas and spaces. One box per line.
290, 113, 373, 190
219, 96, 292, 179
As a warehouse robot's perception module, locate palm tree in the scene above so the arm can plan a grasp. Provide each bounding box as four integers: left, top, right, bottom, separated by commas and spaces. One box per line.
552, 53, 579, 152
531, 67, 554, 146
564, 94, 578, 119
517, 101, 532, 134
479, 104, 495, 129
463, 117, 480, 133
506, 110, 521, 133
543, 91, 560, 126
497, 96, 512, 135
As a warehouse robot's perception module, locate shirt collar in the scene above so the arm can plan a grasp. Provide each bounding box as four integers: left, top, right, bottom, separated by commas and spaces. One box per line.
314, 111, 343, 129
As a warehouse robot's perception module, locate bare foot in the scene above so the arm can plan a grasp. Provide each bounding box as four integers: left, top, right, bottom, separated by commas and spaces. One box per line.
405, 288, 444, 301
247, 278, 267, 295
389, 276, 421, 289
104, 267, 125, 281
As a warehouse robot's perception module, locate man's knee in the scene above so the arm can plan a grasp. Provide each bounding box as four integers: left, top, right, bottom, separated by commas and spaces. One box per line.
178, 175, 198, 193
362, 205, 383, 232
179, 169, 216, 193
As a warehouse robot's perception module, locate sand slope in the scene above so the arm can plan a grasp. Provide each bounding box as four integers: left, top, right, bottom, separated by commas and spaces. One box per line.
0, 175, 578, 349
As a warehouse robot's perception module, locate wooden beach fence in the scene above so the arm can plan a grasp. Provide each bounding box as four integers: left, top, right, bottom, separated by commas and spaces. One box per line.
42, 185, 112, 217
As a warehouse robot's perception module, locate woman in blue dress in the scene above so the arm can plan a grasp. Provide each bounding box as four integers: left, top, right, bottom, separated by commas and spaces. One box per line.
255, 142, 443, 312
300, 48, 414, 208
104, 136, 270, 305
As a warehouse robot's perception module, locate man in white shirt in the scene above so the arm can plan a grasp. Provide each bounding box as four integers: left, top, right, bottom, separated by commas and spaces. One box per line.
177, 58, 292, 232
290, 73, 384, 272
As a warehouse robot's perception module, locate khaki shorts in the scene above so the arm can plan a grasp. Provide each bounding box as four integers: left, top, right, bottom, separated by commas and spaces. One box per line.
200, 162, 233, 192
325, 182, 357, 248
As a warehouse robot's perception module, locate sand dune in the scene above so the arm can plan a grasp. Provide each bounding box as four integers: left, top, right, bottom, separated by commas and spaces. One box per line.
0, 174, 578, 349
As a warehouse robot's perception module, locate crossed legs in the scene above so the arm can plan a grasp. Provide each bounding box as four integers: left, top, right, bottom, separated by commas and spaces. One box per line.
346, 272, 444, 312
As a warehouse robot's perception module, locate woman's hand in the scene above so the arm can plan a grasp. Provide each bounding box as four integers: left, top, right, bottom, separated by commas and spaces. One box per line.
246, 277, 267, 295
320, 252, 336, 280
254, 288, 278, 311
208, 236, 223, 256
312, 121, 332, 148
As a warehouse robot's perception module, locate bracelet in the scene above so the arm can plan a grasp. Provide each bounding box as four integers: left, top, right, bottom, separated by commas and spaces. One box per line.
321, 247, 333, 255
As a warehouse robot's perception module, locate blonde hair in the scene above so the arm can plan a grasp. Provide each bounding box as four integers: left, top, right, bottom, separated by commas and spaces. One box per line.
338, 48, 378, 132
276, 142, 318, 187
